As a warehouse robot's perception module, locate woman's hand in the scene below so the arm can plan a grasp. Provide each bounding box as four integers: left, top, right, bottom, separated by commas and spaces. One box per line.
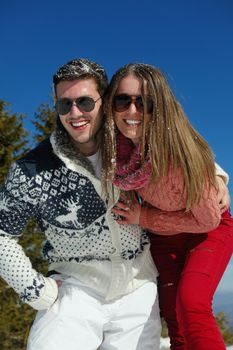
216, 176, 230, 213
112, 199, 141, 225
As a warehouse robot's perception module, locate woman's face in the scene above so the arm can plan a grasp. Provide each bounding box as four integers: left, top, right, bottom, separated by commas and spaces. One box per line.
113, 74, 152, 145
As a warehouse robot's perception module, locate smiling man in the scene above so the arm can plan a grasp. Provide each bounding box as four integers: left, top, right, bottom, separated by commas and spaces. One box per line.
0, 59, 161, 350
55, 78, 103, 155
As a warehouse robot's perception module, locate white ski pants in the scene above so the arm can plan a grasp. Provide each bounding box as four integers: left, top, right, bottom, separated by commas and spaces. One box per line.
27, 276, 161, 350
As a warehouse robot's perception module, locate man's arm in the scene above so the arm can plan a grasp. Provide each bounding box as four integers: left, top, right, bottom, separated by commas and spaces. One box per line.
215, 162, 230, 211
112, 163, 230, 234
0, 163, 58, 310
112, 184, 221, 234
215, 162, 229, 184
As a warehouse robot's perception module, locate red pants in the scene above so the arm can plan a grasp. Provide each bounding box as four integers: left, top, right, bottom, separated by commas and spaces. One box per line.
149, 210, 233, 350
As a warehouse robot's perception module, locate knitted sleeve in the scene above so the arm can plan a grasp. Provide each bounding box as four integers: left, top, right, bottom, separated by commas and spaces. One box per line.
139, 184, 221, 235
215, 162, 229, 184
0, 162, 58, 310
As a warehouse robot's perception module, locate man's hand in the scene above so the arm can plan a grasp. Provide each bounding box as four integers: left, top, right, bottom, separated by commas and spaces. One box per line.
216, 176, 230, 213
112, 199, 141, 225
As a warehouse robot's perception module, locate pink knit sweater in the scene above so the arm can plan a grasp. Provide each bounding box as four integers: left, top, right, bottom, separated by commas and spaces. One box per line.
114, 133, 221, 236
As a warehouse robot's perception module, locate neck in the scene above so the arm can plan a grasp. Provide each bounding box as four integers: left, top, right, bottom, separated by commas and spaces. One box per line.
71, 138, 100, 157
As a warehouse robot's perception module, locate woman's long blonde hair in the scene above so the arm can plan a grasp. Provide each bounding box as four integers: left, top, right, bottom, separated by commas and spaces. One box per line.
102, 63, 217, 209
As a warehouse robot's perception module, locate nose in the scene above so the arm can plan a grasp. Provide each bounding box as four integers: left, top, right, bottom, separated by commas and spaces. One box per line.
70, 101, 82, 115
127, 101, 141, 115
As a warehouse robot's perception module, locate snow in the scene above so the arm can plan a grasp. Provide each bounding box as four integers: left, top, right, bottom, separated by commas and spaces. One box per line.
160, 338, 170, 349
160, 338, 233, 349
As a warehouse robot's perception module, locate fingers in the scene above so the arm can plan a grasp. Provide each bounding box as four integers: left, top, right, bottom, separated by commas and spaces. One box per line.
112, 207, 129, 218
112, 200, 131, 219
218, 190, 230, 211
114, 201, 130, 211
115, 218, 129, 225
111, 208, 130, 224
215, 175, 231, 212
220, 206, 228, 214
112, 197, 141, 225
222, 192, 230, 208
219, 200, 230, 214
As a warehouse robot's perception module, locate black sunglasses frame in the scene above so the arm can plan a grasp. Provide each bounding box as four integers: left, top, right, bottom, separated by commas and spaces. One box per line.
113, 94, 153, 114
55, 96, 101, 115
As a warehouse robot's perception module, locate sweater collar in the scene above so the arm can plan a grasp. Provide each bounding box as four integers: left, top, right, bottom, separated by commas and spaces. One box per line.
50, 118, 95, 176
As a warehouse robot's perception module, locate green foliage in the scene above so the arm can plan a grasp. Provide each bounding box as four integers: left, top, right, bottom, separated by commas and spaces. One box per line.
0, 220, 48, 350
161, 317, 169, 338
32, 102, 56, 144
0, 100, 28, 184
160, 312, 233, 346
215, 311, 233, 345
0, 283, 35, 350
0, 100, 53, 349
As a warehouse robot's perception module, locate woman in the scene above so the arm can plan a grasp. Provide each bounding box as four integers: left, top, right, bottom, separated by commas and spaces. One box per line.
103, 63, 233, 350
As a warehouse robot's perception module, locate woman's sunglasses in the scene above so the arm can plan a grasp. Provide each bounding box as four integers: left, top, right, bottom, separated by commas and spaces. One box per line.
113, 94, 153, 113
55, 96, 101, 115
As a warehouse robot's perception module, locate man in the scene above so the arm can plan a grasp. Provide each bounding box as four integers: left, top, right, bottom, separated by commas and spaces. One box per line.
0, 58, 161, 350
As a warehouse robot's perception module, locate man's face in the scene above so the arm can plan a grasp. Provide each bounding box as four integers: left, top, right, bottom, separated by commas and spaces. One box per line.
56, 79, 103, 156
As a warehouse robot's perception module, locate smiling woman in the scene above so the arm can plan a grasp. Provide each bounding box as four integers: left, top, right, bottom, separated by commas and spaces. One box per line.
112, 75, 152, 145
103, 62, 233, 350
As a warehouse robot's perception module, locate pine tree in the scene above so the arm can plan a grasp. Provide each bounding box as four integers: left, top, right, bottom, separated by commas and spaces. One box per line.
0, 101, 55, 350
0, 100, 32, 349
32, 102, 56, 144
0, 100, 28, 184
215, 311, 233, 345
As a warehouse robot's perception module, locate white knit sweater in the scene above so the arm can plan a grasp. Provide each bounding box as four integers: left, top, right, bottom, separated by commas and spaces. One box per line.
0, 132, 158, 310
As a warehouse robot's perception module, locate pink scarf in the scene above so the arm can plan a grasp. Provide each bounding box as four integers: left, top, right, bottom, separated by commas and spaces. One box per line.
114, 132, 152, 190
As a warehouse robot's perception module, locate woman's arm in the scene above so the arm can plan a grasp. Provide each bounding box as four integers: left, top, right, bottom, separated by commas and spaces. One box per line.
139, 187, 221, 234
112, 184, 222, 235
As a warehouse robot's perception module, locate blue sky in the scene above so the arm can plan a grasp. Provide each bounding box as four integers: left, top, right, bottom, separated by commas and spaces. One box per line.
1, 0, 232, 293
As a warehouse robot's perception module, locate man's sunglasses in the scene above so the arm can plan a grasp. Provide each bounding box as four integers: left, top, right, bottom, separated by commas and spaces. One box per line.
113, 94, 153, 113
55, 96, 101, 115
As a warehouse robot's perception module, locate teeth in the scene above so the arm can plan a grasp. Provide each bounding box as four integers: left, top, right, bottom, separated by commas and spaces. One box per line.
71, 121, 88, 127
125, 120, 141, 125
